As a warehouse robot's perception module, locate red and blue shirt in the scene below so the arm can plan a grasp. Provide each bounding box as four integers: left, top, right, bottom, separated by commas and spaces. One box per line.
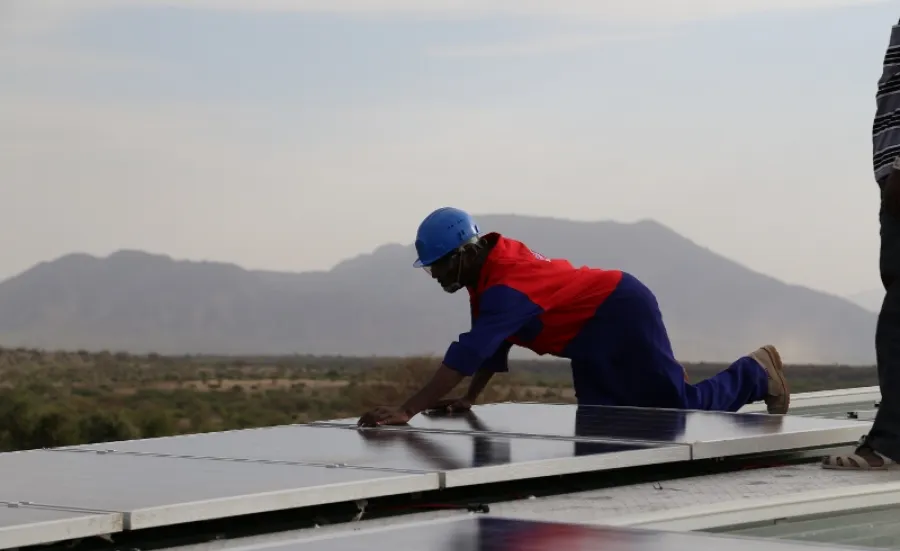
442, 233, 623, 376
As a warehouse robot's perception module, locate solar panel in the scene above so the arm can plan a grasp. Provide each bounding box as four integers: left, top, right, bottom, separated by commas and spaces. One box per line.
315, 403, 870, 458
0, 387, 884, 551
58, 425, 690, 488
0, 502, 122, 549
238, 516, 874, 551
0, 449, 438, 530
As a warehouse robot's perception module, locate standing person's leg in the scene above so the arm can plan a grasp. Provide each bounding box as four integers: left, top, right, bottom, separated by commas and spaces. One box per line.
603, 272, 783, 412
823, 200, 900, 470
821, 18, 900, 470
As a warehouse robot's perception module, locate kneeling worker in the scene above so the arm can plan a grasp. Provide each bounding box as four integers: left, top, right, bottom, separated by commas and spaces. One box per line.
357, 208, 789, 427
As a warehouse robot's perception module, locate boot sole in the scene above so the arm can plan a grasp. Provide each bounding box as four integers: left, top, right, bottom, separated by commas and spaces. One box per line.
761, 345, 790, 414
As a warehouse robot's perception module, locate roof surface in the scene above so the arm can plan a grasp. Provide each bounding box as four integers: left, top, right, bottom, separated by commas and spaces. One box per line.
712, 505, 900, 549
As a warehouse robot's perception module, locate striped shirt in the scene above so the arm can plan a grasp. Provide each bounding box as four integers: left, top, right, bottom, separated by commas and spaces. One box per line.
874, 19, 900, 183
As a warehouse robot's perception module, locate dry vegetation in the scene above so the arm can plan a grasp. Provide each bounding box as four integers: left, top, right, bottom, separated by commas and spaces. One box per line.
0, 346, 879, 452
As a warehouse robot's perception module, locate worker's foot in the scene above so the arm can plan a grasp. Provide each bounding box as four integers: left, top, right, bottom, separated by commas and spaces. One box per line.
822, 438, 900, 470
749, 345, 789, 414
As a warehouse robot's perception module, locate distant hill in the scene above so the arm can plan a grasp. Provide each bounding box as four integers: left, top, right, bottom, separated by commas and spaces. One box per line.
847, 288, 884, 313
0, 215, 878, 364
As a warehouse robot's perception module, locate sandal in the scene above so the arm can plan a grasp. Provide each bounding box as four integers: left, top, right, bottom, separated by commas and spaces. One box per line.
821, 445, 900, 470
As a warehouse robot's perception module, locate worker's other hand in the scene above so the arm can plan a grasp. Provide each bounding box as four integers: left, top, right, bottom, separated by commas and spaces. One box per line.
356, 406, 411, 427
427, 397, 472, 414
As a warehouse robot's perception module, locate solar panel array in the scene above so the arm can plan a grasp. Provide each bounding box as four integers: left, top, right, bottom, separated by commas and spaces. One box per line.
0, 403, 873, 550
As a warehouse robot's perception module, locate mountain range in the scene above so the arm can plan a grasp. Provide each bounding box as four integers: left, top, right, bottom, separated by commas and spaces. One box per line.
0, 215, 879, 365
847, 288, 884, 313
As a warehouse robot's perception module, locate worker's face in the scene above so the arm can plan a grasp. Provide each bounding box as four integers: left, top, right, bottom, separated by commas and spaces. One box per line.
423, 252, 464, 293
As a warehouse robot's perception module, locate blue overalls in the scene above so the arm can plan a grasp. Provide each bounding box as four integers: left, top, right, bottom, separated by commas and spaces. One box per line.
561, 272, 769, 412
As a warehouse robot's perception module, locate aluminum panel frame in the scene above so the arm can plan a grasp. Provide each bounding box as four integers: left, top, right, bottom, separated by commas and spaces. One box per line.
0, 450, 439, 531
0, 502, 122, 550
689, 422, 871, 459
440, 444, 690, 488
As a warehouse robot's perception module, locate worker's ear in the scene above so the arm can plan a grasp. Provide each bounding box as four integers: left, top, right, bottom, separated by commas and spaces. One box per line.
459, 243, 479, 262
459, 243, 483, 272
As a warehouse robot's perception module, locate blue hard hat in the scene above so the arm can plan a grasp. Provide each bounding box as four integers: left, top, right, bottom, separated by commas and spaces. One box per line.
413, 207, 481, 268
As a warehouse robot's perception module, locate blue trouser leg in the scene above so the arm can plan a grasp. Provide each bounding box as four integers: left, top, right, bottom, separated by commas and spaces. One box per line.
565, 272, 768, 411
680, 356, 768, 412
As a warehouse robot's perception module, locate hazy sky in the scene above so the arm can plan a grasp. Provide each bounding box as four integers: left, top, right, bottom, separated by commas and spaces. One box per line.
2, 0, 898, 297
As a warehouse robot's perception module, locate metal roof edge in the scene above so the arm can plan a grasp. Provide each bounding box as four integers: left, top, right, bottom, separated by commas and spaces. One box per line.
739, 386, 881, 413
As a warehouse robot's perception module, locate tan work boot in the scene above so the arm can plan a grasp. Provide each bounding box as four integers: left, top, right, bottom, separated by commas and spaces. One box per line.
749, 345, 789, 414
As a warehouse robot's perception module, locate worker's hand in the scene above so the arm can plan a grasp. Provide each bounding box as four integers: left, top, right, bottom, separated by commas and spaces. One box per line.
357, 406, 411, 428
427, 397, 472, 414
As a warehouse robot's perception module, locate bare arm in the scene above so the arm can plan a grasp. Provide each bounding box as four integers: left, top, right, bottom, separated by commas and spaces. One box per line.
464, 369, 495, 402
400, 364, 466, 418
